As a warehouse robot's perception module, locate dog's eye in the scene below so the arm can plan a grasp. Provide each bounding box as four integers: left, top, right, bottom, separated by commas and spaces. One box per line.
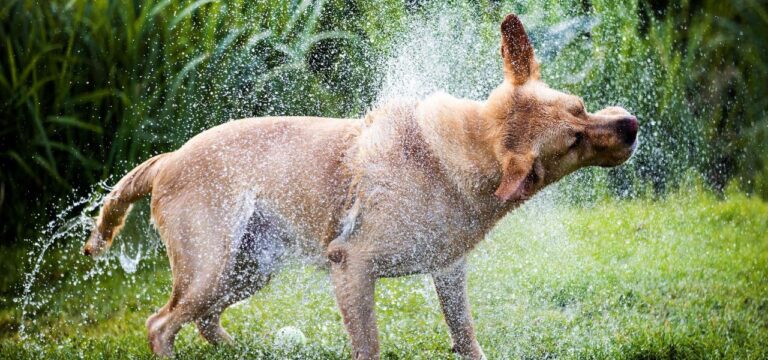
570, 132, 583, 149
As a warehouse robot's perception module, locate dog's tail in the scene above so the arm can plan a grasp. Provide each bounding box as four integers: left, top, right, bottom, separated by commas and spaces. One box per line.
83, 153, 171, 257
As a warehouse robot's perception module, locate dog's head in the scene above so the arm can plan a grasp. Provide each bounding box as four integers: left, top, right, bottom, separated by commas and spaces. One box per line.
487, 14, 638, 203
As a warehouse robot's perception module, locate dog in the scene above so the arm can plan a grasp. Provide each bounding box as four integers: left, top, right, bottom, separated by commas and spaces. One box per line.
82, 14, 638, 359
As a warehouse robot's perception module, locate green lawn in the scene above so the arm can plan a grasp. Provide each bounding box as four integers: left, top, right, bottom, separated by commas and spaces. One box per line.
2, 188, 767, 359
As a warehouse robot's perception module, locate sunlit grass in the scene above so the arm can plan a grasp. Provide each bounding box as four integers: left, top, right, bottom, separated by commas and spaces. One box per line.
2, 189, 766, 358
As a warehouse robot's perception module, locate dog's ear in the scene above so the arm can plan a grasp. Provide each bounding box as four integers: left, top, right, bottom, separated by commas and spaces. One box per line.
500, 14, 535, 85
494, 152, 535, 202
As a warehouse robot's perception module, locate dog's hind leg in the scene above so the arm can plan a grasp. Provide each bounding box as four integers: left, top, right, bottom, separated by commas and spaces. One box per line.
194, 207, 283, 346
146, 268, 225, 357
145, 210, 233, 357
194, 273, 273, 345
195, 311, 232, 345
193, 272, 273, 346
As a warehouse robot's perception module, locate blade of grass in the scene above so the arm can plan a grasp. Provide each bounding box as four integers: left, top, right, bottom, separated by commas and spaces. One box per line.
168, 0, 217, 30
46, 116, 103, 134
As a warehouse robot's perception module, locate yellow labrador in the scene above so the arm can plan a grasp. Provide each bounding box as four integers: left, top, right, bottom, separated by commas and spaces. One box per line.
83, 14, 638, 359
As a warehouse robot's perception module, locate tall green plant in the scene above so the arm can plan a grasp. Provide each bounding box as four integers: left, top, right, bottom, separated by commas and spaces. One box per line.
0, 0, 369, 242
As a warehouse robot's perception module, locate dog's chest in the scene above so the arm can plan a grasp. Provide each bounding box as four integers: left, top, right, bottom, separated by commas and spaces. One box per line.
346, 103, 503, 275
355, 179, 495, 276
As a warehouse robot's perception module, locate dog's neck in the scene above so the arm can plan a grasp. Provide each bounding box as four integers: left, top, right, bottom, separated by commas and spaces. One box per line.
416, 92, 505, 201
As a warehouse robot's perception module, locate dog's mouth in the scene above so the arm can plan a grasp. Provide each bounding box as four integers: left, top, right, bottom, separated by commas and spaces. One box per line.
598, 144, 638, 168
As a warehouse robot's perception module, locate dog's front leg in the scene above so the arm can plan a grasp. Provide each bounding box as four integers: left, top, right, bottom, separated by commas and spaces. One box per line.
330, 255, 379, 360
433, 259, 485, 360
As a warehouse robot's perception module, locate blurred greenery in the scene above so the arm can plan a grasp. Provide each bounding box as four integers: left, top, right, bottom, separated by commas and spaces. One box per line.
1, 0, 767, 241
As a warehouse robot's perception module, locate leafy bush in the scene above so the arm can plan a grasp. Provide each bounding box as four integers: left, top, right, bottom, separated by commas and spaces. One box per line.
1, 0, 766, 244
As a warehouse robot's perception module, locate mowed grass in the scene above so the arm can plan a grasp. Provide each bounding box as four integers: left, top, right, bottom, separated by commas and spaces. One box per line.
1, 188, 767, 359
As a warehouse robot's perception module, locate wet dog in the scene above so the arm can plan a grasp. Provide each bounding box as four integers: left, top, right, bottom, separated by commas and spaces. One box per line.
83, 14, 638, 359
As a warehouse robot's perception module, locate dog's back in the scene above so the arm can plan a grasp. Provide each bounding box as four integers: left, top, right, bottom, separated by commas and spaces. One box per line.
155, 116, 364, 250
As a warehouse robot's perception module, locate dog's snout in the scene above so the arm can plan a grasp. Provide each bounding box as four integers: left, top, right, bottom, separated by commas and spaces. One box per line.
616, 116, 638, 145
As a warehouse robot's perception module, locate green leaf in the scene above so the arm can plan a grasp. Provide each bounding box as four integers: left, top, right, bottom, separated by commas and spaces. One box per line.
45, 141, 102, 169
168, 53, 209, 98
149, 0, 173, 17
70, 89, 115, 105
168, 0, 218, 30
4, 151, 39, 184
46, 116, 103, 134
246, 30, 272, 49
31, 155, 69, 188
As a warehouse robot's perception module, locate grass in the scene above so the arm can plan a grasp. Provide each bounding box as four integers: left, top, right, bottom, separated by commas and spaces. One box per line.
1, 187, 766, 359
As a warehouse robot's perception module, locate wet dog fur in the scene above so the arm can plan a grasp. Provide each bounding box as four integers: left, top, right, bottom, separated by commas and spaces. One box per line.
83, 14, 638, 360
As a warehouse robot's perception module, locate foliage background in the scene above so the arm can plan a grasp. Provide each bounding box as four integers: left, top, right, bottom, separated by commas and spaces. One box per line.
1, 0, 767, 243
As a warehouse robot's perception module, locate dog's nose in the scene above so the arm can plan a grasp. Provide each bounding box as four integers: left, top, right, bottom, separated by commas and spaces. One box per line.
616, 116, 638, 145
